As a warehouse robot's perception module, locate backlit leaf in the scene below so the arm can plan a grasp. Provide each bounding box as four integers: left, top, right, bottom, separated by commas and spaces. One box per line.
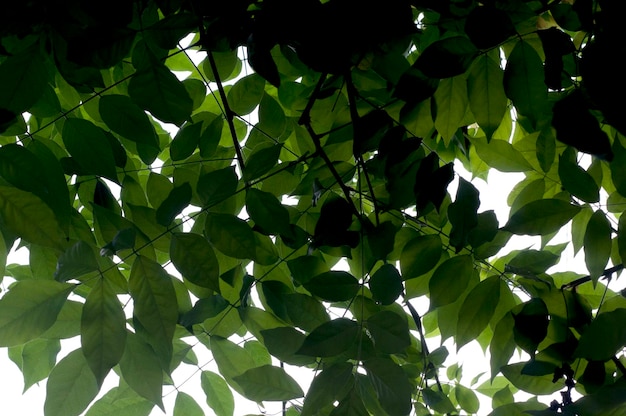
400, 234, 442, 279
467, 54, 507, 140
583, 210, 612, 281
173, 392, 203, 416
201, 371, 234, 416
501, 362, 563, 395
227, 74, 265, 115
503, 199, 581, 235
119, 332, 164, 409
0, 280, 73, 347
297, 318, 360, 357
429, 255, 474, 309
574, 308, 626, 361
205, 213, 256, 259
233, 365, 304, 402
363, 357, 413, 416
456, 275, 502, 349
366, 311, 410, 354
303, 271, 360, 302
170, 232, 220, 291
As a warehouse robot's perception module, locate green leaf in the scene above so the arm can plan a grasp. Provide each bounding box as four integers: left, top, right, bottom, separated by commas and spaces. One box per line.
448, 177, 480, 252
423, 387, 456, 413
119, 332, 164, 409
456, 275, 502, 349
503, 199, 581, 235
8, 338, 60, 392
233, 365, 304, 402
261, 327, 314, 366
55, 240, 99, 282
568, 378, 626, 415
129, 256, 178, 368
44, 349, 99, 416
62, 118, 119, 182
128, 59, 192, 126
619, 211, 626, 265
173, 392, 203, 416
155, 182, 192, 226
434, 75, 468, 144
501, 362, 563, 395
415, 36, 478, 78
202, 50, 240, 82
472, 137, 533, 172
368, 264, 403, 305
512, 298, 549, 356
574, 308, 626, 361
201, 371, 234, 416
504, 40, 548, 124
0, 185, 67, 250
258, 93, 286, 137
363, 357, 413, 416
366, 310, 410, 354
210, 337, 256, 393
429, 255, 474, 309
170, 121, 201, 161
84, 386, 154, 416
81, 278, 126, 386
297, 318, 360, 357
170, 232, 220, 291
303, 271, 360, 302
490, 314, 516, 380
99, 94, 160, 164
467, 52, 507, 140
400, 234, 442, 279
283, 293, 330, 332
227, 74, 265, 115
506, 249, 559, 275
0, 50, 48, 114
205, 212, 256, 259
301, 362, 354, 416
455, 384, 480, 413
246, 188, 291, 235
197, 166, 238, 207
0, 279, 73, 347
243, 144, 282, 182
558, 148, 600, 203
583, 210, 612, 281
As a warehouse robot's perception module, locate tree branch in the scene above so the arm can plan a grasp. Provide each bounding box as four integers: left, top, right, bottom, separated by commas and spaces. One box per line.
560, 264, 624, 290
206, 51, 247, 181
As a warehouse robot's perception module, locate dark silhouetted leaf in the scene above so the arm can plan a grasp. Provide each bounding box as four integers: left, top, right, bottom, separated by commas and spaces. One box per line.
303, 271, 360, 302
170, 233, 220, 291
415, 36, 478, 79
368, 264, 403, 305
297, 318, 360, 357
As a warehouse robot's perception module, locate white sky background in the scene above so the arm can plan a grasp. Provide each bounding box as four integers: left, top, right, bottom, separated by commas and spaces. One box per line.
1, 35, 625, 416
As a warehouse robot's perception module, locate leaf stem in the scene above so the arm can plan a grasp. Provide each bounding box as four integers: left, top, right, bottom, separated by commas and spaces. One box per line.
560, 264, 624, 290
406, 299, 443, 392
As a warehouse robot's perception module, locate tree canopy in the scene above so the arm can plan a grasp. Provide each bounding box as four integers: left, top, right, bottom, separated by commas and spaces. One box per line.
0, 0, 625, 415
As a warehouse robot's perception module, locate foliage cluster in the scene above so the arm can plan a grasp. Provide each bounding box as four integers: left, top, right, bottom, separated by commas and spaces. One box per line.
0, 0, 626, 415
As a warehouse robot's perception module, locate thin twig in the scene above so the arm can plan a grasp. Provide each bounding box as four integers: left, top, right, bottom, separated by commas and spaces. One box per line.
560, 264, 624, 290
406, 299, 443, 392
206, 50, 247, 182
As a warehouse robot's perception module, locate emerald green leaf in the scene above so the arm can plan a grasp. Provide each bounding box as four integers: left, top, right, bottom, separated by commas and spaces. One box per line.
8, 338, 60, 392
202, 51, 240, 82
467, 54, 507, 140
233, 365, 304, 402
84, 385, 154, 416
260, 327, 315, 366
81, 278, 127, 386
155, 182, 192, 226
243, 144, 282, 182
429, 255, 474, 309
303, 271, 360, 302
179, 295, 228, 327
366, 310, 410, 354
368, 264, 403, 305
400, 234, 442, 279
55, 240, 99, 282
170, 121, 201, 161
0, 185, 65, 251
199, 115, 223, 158
455, 384, 480, 413
44, 349, 99, 416
128, 59, 193, 126
99, 94, 160, 164
205, 213, 256, 259
201, 371, 234, 416
210, 337, 256, 394
0, 50, 48, 114
448, 177, 480, 252
170, 232, 220, 291
558, 148, 600, 203
456, 275, 502, 349
129, 256, 178, 368
423, 387, 456, 413
119, 332, 164, 409
173, 392, 203, 416
282, 293, 330, 332
227, 74, 265, 115
297, 318, 360, 357
583, 210, 612, 280
62, 118, 119, 182
506, 249, 559, 275
434, 75, 468, 144
301, 362, 353, 416
258, 93, 286, 137
246, 188, 291, 235
363, 357, 413, 416
197, 166, 238, 208
501, 362, 563, 395
472, 137, 533, 172
504, 40, 548, 124
574, 308, 626, 361
503, 199, 581, 235
0, 279, 73, 347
